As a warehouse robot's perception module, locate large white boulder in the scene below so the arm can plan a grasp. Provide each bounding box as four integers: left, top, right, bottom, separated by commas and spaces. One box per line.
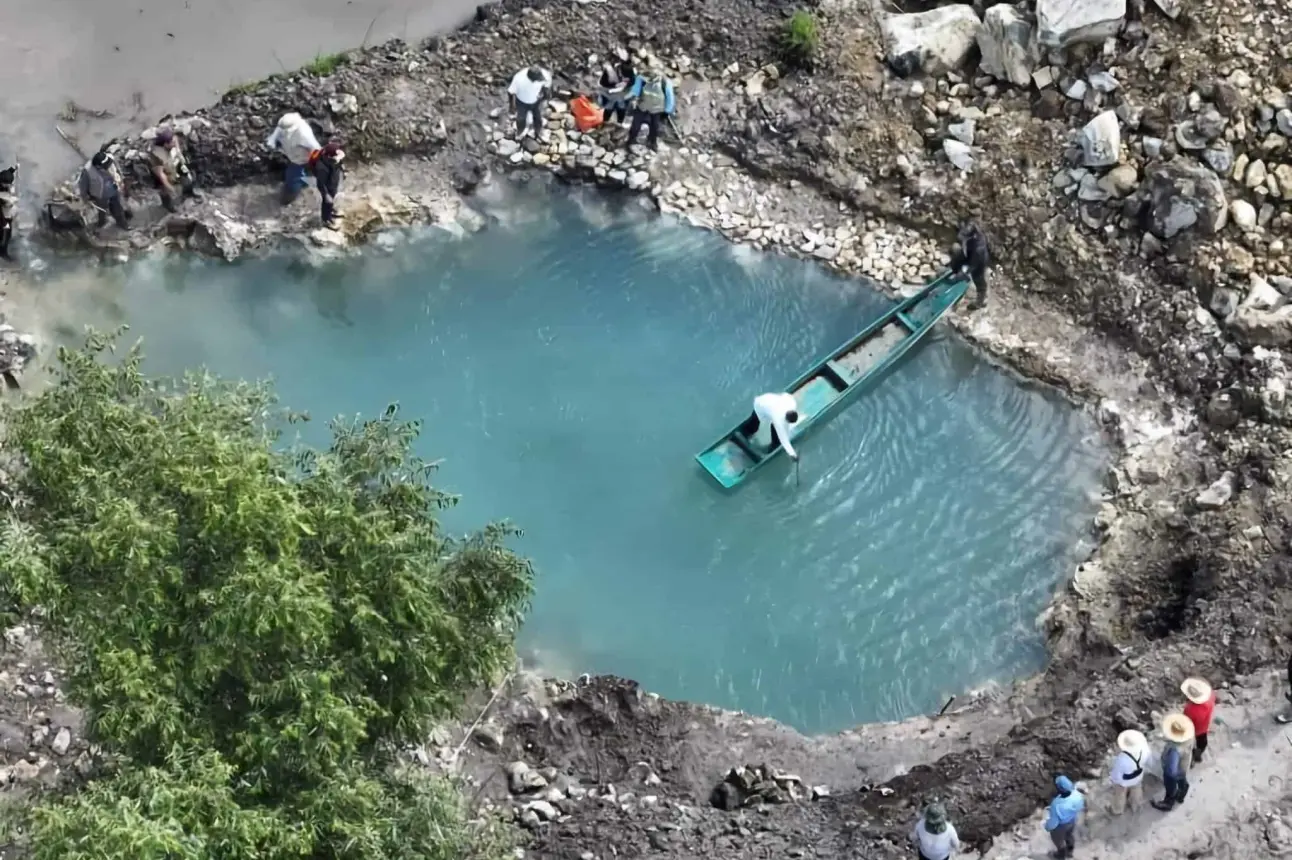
1079, 110, 1121, 167
882, 5, 983, 75
1036, 0, 1126, 48
977, 4, 1036, 86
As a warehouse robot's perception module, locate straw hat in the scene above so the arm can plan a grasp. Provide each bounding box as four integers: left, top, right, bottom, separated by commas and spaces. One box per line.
1116, 729, 1148, 756
1182, 677, 1212, 705
1162, 713, 1195, 743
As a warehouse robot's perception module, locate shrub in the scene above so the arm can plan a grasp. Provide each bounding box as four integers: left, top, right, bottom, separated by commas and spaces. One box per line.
781, 10, 821, 70
1, 331, 532, 860
304, 51, 348, 76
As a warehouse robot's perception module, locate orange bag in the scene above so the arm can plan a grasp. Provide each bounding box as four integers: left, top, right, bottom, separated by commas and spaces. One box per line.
571, 95, 604, 132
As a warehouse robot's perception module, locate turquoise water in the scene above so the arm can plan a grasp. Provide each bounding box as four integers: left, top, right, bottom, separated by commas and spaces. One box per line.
64, 187, 1107, 733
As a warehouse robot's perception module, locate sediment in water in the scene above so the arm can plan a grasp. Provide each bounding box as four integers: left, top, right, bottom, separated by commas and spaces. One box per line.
2, 0, 1291, 855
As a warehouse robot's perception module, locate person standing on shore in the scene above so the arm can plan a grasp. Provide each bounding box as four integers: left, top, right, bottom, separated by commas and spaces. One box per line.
1108, 730, 1148, 815
77, 150, 132, 230
310, 142, 345, 229
909, 803, 960, 860
265, 112, 322, 204
1181, 677, 1216, 763
1043, 774, 1084, 859
624, 62, 676, 151
599, 56, 635, 126
1153, 714, 1195, 812
948, 221, 991, 310
0, 164, 17, 260
508, 65, 552, 141
148, 127, 200, 213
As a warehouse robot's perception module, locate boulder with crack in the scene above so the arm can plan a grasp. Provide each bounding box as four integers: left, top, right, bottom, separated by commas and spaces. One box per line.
1139, 161, 1228, 240
1036, 0, 1127, 48
977, 4, 1036, 87
882, 5, 983, 77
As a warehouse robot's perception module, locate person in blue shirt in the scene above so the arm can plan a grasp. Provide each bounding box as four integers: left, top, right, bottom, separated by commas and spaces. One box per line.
1044, 774, 1085, 859
1153, 713, 1195, 811
624, 64, 676, 151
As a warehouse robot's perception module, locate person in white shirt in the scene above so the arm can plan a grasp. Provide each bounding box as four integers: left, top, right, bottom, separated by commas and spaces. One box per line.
1108, 729, 1149, 815
507, 66, 553, 139
265, 112, 323, 203
910, 803, 960, 860
744, 392, 800, 460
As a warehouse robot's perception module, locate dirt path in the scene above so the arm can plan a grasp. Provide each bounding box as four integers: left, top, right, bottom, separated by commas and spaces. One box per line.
985, 672, 1292, 860
0, 0, 483, 191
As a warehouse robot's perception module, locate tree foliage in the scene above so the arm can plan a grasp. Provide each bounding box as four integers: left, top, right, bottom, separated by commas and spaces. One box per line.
1, 331, 532, 859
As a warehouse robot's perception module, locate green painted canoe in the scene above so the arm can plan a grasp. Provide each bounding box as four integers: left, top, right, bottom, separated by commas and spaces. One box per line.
694, 271, 970, 489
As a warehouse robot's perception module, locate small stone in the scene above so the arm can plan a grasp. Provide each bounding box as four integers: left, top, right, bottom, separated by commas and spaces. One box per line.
626, 170, 650, 190
1245, 160, 1268, 189
1098, 164, 1139, 197
472, 722, 504, 752
947, 119, 976, 146
1244, 274, 1282, 310
328, 93, 359, 115
1088, 70, 1119, 92
1230, 199, 1257, 230
1066, 79, 1088, 100
524, 800, 559, 821
943, 139, 975, 171
1079, 111, 1121, 167
50, 728, 71, 756
1277, 109, 1292, 138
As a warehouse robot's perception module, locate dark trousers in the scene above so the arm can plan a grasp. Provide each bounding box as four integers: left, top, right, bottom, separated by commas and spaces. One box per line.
0, 218, 11, 260
1048, 821, 1075, 857
158, 174, 197, 213
600, 96, 628, 124
515, 100, 543, 135
95, 194, 132, 229
740, 414, 783, 450
1192, 733, 1208, 762
1161, 775, 1189, 807
969, 266, 988, 304
628, 110, 662, 148
321, 195, 337, 226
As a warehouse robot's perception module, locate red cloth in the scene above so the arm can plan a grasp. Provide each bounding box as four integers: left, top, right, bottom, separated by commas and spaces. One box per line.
1184, 693, 1216, 734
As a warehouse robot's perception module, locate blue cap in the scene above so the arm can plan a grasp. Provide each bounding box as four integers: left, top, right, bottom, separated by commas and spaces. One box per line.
1055, 775, 1074, 792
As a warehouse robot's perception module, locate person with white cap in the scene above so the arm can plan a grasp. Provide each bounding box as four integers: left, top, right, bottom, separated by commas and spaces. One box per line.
1153, 713, 1195, 811
744, 392, 800, 461
1181, 677, 1216, 763
1107, 730, 1149, 815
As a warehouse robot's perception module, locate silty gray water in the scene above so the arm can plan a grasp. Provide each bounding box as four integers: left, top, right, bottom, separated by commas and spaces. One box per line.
60, 187, 1108, 733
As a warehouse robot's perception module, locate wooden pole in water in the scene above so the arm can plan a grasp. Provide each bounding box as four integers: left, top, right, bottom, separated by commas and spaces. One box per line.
795, 457, 800, 488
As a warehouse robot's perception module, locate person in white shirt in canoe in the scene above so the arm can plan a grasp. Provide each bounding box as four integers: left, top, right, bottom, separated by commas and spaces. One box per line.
740, 392, 801, 460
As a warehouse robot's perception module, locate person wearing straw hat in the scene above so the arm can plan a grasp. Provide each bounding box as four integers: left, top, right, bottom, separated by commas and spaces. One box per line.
1044, 774, 1085, 859
909, 802, 960, 860
1153, 713, 1195, 811
1108, 730, 1149, 815
1181, 677, 1216, 763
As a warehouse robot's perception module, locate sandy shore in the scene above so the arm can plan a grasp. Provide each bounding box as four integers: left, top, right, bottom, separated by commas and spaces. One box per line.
0, 0, 483, 190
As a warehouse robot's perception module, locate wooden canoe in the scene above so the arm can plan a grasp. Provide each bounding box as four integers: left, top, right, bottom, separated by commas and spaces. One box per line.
694, 272, 969, 489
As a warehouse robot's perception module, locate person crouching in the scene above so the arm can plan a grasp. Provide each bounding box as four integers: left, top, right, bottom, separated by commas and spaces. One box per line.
149, 127, 200, 212
265, 112, 322, 204
310, 142, 345, 229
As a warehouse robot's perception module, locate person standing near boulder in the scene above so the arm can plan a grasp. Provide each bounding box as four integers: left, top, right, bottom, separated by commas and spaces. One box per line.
909, 802, 960, 860
1043, 774, 1084, 859
1181, 677, 1216, 763
265, 112, 322, 204
310, 142, 345, 229
507, 65, 552, 141
624, 62, 676, 151
948, 221, 991, 310
0, 164, 17, 260
77, 150, 132, 230
148, 127, 200, 213
1108, 730, 1149, 815
599, 56, 635, 125
1153, 713, 1195, 811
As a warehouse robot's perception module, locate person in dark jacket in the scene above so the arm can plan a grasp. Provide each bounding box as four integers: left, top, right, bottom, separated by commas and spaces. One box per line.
311, 142, 345, 229
77, 150, 132, 230
0, 164, 17, 261
948, 221, 990, 309
599, 57, 635, 125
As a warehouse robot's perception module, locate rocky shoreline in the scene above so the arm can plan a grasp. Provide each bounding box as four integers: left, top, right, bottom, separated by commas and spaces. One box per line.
3, 0, 1292, 855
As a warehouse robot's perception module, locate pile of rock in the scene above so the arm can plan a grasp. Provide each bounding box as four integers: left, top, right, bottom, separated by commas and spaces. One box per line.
708, 763, 828, 810
501, 759, 667, 831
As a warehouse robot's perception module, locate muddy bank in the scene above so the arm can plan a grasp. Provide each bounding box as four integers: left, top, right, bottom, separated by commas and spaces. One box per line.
4, 0, 1292, 855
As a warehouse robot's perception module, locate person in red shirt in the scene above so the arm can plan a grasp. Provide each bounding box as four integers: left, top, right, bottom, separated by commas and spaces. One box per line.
1182, 677, 1216, 763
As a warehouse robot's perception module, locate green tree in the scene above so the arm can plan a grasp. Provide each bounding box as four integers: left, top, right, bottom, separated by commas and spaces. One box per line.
1, 330, 531, 859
